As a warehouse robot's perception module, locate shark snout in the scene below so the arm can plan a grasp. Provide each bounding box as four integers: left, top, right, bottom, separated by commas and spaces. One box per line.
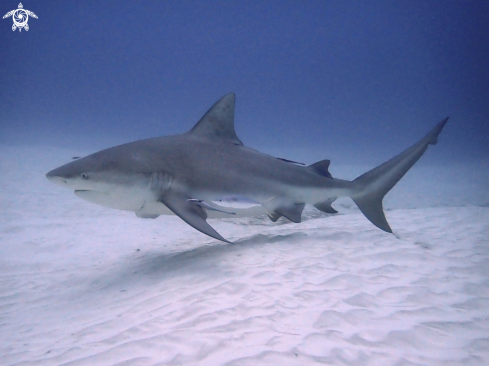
45, 169, 68, 186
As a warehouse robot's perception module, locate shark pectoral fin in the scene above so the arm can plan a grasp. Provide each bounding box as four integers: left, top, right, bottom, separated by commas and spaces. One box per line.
160, 195, 231, 243
314, 197, 338, 214
265, 198, 305, 223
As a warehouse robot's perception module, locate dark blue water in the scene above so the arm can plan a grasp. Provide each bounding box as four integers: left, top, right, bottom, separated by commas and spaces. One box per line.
1, 0, 488, 165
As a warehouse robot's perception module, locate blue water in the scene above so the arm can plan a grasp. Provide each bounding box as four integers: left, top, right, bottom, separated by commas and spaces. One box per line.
1, 0, 488, 165
1, 4, 489, 363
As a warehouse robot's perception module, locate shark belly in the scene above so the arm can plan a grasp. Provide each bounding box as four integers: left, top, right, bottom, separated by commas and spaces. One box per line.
75, 188, 149, 212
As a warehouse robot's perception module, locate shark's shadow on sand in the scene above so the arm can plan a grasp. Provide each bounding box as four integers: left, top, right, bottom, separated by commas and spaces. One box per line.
87, 229, 360, 294
81, 232, 326, 293
128, 232, 309, 278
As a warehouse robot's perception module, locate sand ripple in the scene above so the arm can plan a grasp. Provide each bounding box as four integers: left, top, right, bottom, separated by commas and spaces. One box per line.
1, 192, 488, 366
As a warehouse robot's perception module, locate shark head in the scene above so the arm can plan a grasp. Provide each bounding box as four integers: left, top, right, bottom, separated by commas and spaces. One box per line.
45, 148, 156, 211
46, 154, 121, 192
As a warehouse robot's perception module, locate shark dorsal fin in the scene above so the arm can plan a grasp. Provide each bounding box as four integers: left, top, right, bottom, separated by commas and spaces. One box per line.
189, 93, 243, 146
308, 159, 333, 178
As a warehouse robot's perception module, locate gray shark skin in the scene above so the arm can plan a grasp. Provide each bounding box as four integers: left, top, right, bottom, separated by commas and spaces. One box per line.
46, 94, 448, 243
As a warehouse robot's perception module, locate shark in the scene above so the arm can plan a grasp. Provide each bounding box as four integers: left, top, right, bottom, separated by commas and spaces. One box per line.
46, 94, 448, 243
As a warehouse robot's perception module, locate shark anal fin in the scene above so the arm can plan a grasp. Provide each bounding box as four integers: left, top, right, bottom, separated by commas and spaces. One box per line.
160, 195, 231, 243
314, 197, 338, 214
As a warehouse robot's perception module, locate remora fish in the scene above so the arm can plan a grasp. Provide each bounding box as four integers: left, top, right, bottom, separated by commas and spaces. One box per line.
46, 94, 448, 243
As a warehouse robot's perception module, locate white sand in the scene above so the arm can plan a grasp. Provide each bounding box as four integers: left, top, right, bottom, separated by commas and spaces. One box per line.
1, 145, 488, 366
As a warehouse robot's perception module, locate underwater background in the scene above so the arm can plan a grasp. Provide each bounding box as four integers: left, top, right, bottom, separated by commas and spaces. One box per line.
2, 2, 489, 365
1, 0, 488, 165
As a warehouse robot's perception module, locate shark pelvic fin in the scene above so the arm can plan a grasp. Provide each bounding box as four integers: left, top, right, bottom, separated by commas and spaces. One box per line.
264, 197, 305, 223
267, 212, 282, 222
160, 195, 231, 243
276, 203, 305, 223
188, 93, 244, 146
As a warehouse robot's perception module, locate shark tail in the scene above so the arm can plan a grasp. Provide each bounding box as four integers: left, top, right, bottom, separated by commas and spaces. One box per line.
350, 118, 448, 232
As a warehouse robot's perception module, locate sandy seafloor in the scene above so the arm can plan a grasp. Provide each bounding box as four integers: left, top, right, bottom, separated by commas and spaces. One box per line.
1, 144, 489, 366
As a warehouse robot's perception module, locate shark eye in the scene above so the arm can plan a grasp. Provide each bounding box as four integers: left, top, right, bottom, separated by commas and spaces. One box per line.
81, 173, 88, 179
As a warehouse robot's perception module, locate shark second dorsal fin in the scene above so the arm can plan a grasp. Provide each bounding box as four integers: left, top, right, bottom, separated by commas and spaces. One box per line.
188, 93, 244, 146
308, 160, 333, 178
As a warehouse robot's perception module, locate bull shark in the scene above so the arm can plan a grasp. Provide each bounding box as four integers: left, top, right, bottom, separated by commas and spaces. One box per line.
46, 94, 448, 243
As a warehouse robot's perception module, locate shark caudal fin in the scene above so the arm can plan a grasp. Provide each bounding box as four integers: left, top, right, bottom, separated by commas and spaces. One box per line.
351, 118, 448, 233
